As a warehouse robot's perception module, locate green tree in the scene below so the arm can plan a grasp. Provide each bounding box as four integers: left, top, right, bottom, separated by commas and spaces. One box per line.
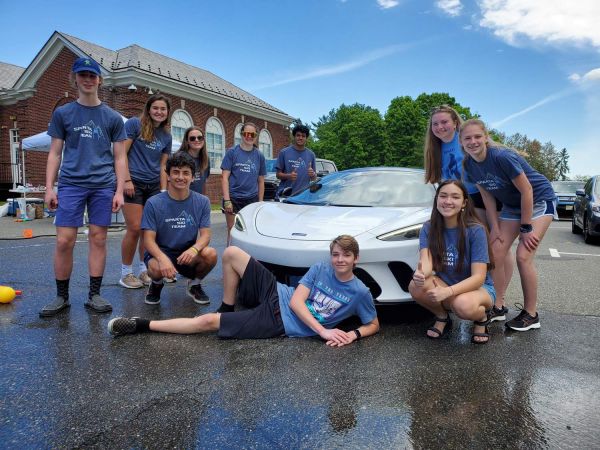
312, 104, 389, 170
384, 92, 475, 168
556, 148, 570, 180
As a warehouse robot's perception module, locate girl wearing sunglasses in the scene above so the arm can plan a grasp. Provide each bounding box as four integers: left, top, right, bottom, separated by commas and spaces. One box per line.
221, 122, 266, 244
178, 127, 210, 195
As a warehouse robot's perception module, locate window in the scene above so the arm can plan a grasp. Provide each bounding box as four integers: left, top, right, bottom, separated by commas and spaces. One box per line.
206, 117, 225, 170
171, 110, 193, 144
233, 123, 243, 146
258, 129, 272, 159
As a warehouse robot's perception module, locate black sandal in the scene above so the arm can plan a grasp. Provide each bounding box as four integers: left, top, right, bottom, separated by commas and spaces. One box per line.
471, 318, 490, 344
427, 315, 452, 339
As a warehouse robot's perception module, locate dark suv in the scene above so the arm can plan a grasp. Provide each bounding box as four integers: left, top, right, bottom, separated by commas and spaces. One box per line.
572, 175, 600, 244
263, 158, 338, 201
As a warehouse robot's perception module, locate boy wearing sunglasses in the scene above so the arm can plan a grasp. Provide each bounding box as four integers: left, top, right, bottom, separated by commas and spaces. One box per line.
40, 57, 127, 317
276, 124, 317, 197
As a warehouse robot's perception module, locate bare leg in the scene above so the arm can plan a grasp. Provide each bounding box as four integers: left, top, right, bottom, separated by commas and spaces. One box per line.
88, 225, 108, 277
54, 226, 78, 279
475, 207, 514, 307
121, 203, 143, 265
490, 221, 520, 310
150, 313, 221, 334
221, 246, 252, 306
409, 276, 451, 337
449, 289, 493, 343
515, 215, 553, 315
192, 246, 218, 279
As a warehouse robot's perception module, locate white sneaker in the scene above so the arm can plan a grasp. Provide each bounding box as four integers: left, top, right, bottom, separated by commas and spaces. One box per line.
119, 273, 143, 289
138, 271, 151, 286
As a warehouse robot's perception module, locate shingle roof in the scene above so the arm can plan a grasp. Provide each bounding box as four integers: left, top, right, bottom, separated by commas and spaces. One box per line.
60, 32, 286, 115
0, 62, 26, 90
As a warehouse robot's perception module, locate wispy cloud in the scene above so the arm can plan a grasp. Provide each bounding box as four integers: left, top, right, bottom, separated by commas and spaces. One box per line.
491, 87, 575, 128
436, 0, 462, 17
251, 43, 416, 90
478, 0, 600, 48
377, 0, 399, 9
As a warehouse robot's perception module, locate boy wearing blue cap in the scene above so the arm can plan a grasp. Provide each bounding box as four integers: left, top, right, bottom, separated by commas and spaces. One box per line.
40, 57, 128, 317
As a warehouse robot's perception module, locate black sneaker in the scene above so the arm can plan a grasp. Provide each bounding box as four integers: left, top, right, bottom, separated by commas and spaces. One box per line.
39, 296, 70, 317
505, 308, 540, 331
145, 282, 163, 305
488, 305, 509, 322
108, 317, 138, 336
84, 294, 113, 313
187, 281, 209, 305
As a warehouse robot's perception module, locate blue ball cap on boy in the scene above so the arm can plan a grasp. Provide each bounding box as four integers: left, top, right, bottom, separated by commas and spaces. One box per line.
72, 57, 101, 76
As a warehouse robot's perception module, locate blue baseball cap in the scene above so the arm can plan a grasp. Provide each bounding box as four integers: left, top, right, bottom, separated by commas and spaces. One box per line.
72, 57, 101, 76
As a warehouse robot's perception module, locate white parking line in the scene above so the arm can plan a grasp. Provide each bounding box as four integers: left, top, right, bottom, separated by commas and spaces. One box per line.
549, 248, 600, 258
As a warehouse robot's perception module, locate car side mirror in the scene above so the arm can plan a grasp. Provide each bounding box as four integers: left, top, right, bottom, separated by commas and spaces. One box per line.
576, 189, 585, 196
317, 170, 329, 177
280, 187, 293, 198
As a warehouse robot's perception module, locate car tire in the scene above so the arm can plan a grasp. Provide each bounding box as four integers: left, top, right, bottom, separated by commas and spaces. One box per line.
583, 216, 597, 244
572, 214, 582, 234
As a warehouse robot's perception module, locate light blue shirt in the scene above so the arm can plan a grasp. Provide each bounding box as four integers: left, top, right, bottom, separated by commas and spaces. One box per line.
220, 145, 267, 199
276, 146, 317, 195
125, 117, 172, 184
277, 262, 376, 337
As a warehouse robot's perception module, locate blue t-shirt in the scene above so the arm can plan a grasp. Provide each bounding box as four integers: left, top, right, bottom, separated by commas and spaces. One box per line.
419, 221, 493, 287
277, 262, 377, 337
276, 146, 317, 195
190, 155, 211, 194
220, 145, 267, 199
441, 133, 478, 195
141, 191, 211, 257
125, 117, 172, 184
48, 102, 127, 188
464, 146, 555, 208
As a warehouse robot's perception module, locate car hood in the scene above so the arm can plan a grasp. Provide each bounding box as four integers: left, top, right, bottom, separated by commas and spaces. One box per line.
248, 202, 429, 240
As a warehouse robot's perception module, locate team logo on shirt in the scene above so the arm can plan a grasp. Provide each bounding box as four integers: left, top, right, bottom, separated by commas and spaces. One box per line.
234, 158, 257, 174
444, 244, 458, 269
164, 211, 196, 229
73, 120, 105, 140
476, 173, 506, 192
290, 157, 307, 170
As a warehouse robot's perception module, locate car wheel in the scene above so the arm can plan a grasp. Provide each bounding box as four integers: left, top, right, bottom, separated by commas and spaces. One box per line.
572, 213, 582, 234
583, 216, 597, 244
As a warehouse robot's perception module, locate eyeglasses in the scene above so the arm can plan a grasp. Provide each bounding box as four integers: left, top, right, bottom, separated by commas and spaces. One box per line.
242, 132, 257, 138
188, 136, 204, 142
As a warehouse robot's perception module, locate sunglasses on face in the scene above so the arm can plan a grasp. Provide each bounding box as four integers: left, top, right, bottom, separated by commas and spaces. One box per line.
188, 136, 204, 142
242, 132, 257, 138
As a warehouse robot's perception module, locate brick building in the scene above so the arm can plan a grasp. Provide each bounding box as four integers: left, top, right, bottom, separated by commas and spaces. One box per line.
0, 31, 293, 202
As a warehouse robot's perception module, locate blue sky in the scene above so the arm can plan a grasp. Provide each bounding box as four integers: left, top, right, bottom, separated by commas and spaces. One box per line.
2, 0, 599, 177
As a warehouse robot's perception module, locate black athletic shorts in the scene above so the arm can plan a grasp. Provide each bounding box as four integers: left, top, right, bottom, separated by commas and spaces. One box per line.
218, 258, 285, 339
222, 195, 259, 214
124, 179, 161, 205
469, 191, 503, 212
143, 251, 197, 279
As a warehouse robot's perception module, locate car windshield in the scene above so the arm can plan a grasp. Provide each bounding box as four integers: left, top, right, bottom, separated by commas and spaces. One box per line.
284, 169, 435, 207
265, 159, 277, 173
551, 181, 584, 192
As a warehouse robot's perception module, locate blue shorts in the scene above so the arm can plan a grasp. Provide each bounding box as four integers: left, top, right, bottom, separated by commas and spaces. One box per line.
482, 283, 496, 304
499, 199, 558, 221
55, 185, 114, 227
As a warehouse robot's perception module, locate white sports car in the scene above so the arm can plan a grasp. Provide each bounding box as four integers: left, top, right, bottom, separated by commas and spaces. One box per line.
230, 167, 436, 303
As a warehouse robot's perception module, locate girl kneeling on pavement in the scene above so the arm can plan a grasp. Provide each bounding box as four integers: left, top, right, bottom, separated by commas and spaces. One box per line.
409, 180, 496, 344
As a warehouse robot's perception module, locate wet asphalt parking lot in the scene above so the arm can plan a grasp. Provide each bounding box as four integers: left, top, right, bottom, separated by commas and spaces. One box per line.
0, 216, 599, 449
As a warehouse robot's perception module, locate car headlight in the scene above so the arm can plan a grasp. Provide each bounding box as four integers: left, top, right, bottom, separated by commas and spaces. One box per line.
377, 224, 422, 241
233, 214, 246, 231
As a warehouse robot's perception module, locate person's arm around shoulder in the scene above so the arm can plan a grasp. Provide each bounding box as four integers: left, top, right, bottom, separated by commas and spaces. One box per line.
45, 137, 63, 209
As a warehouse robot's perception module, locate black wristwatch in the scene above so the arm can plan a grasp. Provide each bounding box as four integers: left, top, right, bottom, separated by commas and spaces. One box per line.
353, 329, 362, 340
520, 224, 533, 233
